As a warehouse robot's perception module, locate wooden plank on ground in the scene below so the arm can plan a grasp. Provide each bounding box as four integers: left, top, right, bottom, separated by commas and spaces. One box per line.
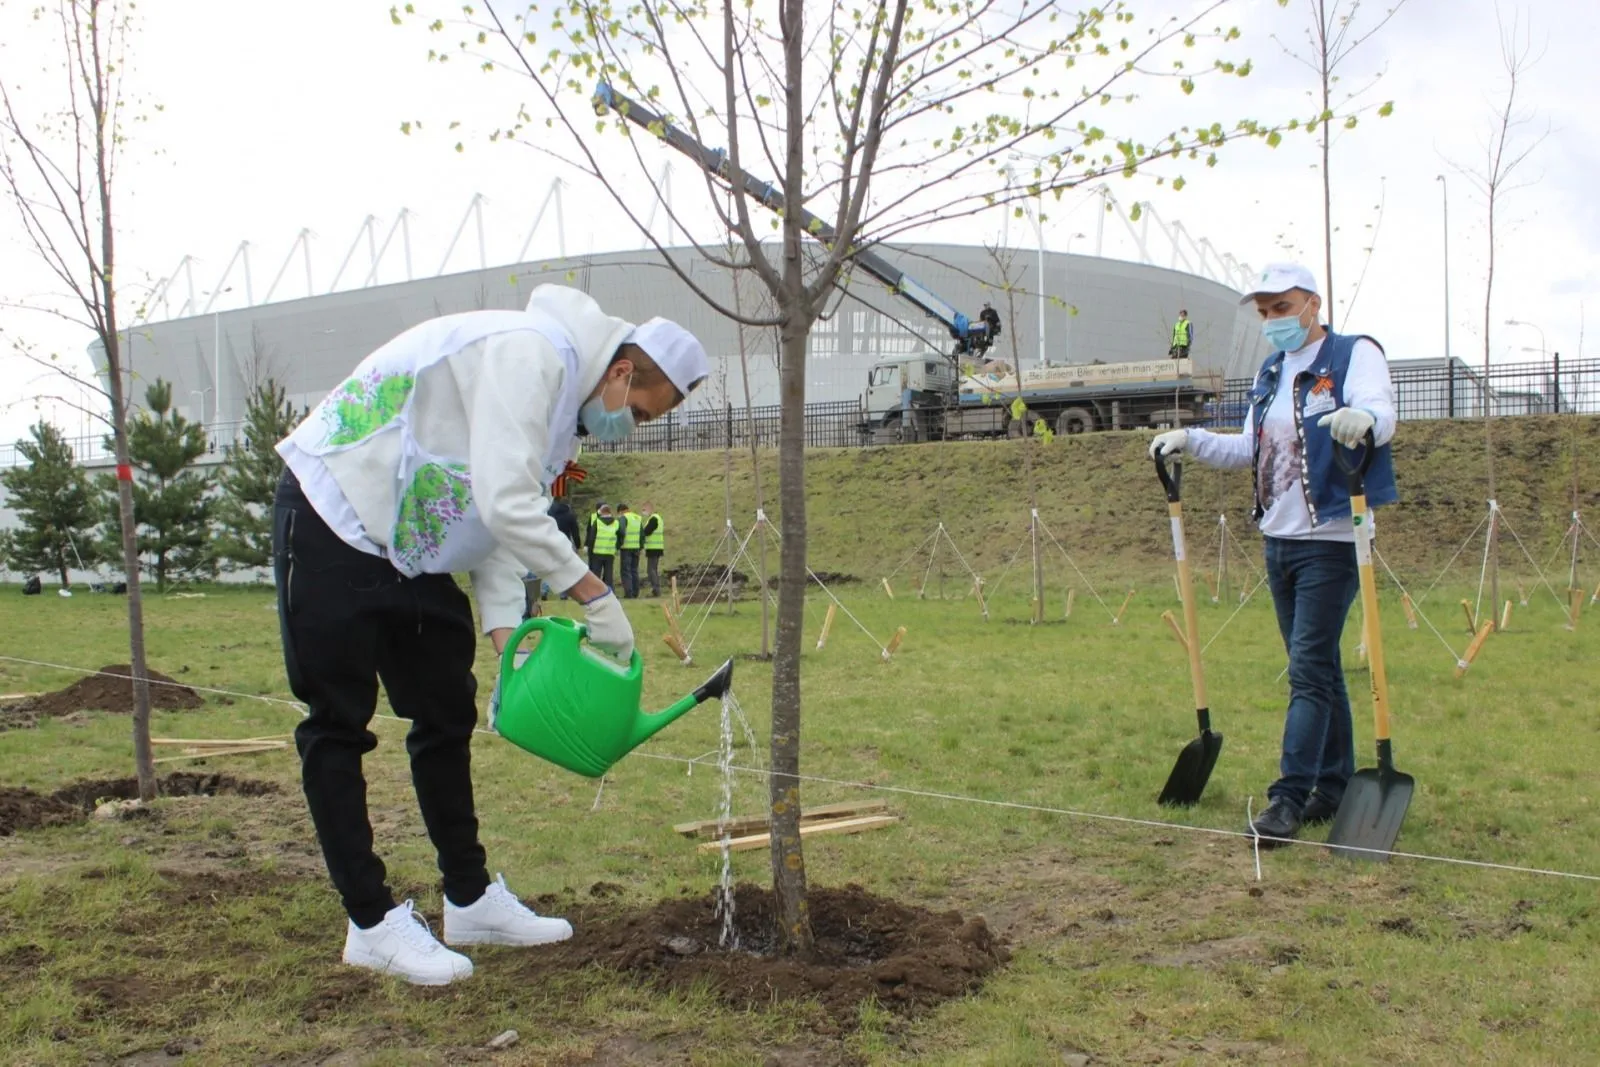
696, 814, 901, 854
674, 799, 889, 839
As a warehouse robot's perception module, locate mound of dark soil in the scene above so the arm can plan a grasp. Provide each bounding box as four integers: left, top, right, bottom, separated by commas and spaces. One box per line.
0, 772, 277, 836
0, 666, 202, 731
668, 563, 754, 604
514, 882, 1010, 1024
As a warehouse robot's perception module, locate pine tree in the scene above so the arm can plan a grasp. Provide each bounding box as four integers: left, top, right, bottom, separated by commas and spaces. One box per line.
0, 422, 99, 587
100, 379, 215, 590
215, 380, 306, 572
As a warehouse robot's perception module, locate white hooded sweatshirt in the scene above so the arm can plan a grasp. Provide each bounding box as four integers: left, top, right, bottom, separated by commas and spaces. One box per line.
276, 284, 630, 633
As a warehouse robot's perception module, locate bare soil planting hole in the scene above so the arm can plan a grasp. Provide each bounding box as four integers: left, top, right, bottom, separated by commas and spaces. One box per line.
0, 665, 203, 731
0, 772, 278, 836
514, 882, 1011, 1025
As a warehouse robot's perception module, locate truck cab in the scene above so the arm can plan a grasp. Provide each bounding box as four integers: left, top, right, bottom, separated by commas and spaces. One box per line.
861, 355, 958, 441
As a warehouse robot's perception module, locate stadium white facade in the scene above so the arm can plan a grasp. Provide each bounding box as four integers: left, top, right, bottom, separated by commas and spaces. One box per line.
89, 242, 1267, 442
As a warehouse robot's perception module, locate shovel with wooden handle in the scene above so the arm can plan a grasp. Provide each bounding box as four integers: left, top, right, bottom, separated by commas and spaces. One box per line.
1326, 430, 1414, 860
1155, 454, 1223, 807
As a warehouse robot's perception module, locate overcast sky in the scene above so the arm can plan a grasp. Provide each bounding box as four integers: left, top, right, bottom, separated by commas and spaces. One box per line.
1, 0, 1596, 447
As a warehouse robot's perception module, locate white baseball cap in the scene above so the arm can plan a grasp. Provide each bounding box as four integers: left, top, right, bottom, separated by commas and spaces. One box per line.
626, 318, 710, 397
1238, 262, 1319, 306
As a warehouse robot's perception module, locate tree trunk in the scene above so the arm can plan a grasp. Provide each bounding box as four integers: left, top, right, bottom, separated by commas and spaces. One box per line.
105, 335, 156, 801
1483, 190, 1499, 628
57, 550, 70, 589
767, 0, 813, 958
1319, 17, 1336, 333
768, 314, 813, 957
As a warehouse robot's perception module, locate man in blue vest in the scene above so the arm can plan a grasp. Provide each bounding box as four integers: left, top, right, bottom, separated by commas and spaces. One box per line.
1149, 263, 1397, 846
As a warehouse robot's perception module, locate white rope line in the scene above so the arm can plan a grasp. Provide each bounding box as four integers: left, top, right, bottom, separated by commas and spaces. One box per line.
917, 532, 940, 598
981, 538, 1028, 602
1473, 508, 1494, 632
935, 526, 986, 588
883, 529, 940, 584
630, 750, 1600, 883
6, 655, 1599, 884
760, 524, 887, 652
1495, 510, 1571, 612
1224, 520, 1265, 587
1199, 573, 1268, 655
1415, 511, 1491, 609
1034, 514, 1115, 618
678, 524, 742, 650
682, 523, 763, 653
0, 655, 307, 710
1372, 548, 1466, 666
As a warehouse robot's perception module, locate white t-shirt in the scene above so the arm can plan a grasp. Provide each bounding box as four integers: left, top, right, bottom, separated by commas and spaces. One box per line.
1187, 334, 1396, 542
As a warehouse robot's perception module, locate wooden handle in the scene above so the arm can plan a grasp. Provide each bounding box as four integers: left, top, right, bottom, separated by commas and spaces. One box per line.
1456, 621, 1493, 677
1352, 492, 1391, 741
881, 577, 895, 599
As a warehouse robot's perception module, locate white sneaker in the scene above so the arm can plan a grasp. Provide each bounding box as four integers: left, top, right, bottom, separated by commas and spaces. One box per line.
342, 900, 475, 986
444, 874, 574, 947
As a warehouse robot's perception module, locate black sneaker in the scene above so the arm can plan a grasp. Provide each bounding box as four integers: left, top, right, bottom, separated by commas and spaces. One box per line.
1302, 792, 1340, 826
1249, 797, 1303, 847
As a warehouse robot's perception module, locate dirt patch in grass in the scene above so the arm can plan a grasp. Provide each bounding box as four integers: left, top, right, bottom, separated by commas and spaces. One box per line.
0, 771, 278, 836
0, 665, 203, 731
517, 881, 1009, 1026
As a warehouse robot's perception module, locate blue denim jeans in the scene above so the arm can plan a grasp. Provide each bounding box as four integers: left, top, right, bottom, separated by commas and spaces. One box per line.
1264, 536, 1361, 809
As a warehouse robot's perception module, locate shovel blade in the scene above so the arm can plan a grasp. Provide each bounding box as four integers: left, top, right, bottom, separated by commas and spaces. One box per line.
1325, 767, 1414, 861
1157, 730, 1223, 807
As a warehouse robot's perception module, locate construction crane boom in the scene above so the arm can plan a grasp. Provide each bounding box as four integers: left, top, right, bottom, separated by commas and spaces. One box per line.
592, 81, 999, 358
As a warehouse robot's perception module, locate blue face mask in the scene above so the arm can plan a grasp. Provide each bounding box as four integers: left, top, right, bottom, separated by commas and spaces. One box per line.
1261, 304, 1313, 353
580, 377, 636, 443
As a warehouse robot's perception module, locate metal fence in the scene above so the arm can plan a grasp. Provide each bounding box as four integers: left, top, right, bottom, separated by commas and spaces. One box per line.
1206, 357, 1600, 429
580, 400, 866, 454
5, 358, 1599, 467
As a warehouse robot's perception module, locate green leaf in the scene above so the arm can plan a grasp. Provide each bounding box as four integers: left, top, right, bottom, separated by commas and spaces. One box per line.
1378, 100, 1395, 117
1266, 130, 1283, 148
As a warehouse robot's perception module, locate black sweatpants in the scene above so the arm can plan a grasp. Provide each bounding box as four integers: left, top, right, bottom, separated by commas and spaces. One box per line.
646, 550, 663, 596
273, 471, 488, 929
620, 549, 640, 598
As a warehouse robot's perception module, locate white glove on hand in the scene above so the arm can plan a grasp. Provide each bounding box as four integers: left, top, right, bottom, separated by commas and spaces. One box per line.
1149, 429, 1189, 460
1318, 407, 1376, 449
487, 649, 529, 734
581, 590, 635, 663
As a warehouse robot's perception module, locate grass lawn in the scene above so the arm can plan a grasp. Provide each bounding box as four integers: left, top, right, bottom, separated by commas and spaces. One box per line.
1, 565, 1596, 1066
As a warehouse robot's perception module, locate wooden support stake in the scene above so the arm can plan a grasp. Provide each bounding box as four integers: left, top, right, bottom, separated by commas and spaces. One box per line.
662, 632, 693, 666
974, 577, 989, 619
1112, 589, 1135, 626
881, 626, 907, 662
1500, 600, 1513, 632
881, 577, 895, 599
1064, 588, 1076, 618
1401, 593, 1419, 631
675, 800, 890, 839
662, 603, 687, 648
1572, 588, 1585, 627
670, 575, 681, 615
696, 814, 900, 854
1030, 596, 1043, 625
1161, 610, 1188, 651
1517, 582, 1528, 607
815, 603, 838, 650
152, 736, 290, 747
1455, 622, 1494, 678
1460, 599, 1476, 634
1202, 571, 1219, 603
154, 743, 284, 764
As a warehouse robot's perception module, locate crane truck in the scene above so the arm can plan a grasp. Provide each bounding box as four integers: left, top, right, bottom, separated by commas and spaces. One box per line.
592, 82, 1222, 444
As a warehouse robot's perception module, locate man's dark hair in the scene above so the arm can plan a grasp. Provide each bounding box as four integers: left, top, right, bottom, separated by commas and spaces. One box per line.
1179, 309, 1188, 316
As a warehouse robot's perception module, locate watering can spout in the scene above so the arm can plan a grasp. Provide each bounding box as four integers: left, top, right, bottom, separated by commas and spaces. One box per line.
630, 657, 735, 749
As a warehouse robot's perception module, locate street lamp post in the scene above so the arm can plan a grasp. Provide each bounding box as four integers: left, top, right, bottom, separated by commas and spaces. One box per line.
1505, 318, 1546, 359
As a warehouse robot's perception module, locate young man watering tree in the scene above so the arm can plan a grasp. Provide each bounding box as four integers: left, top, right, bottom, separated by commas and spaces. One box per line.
1150, 263, 1397, 846
272, 285, 708, 984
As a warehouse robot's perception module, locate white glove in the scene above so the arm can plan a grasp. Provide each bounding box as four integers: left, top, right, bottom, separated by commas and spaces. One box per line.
1149, 429, 1189, 459
581, 590, 635, 662
487, 649, 529, 733
1318, 407, 1376, 449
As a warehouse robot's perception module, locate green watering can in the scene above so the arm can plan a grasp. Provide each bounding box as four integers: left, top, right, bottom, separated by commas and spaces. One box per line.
493, 615, 733, 778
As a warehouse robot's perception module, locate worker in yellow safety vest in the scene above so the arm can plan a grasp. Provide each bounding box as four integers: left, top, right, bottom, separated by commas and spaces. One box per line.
586, 503, 619, 588
616, 503, 643, 599
1169, 309, 1192, 360
640, 502, 666, 597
